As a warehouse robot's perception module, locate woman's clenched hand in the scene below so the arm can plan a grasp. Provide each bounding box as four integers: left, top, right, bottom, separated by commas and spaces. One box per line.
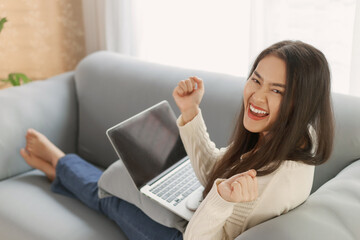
217, 170, 258, 203
172, 76, 204, 124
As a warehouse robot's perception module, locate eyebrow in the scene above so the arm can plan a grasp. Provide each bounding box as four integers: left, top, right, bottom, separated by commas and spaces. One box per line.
254, 70, 286, 88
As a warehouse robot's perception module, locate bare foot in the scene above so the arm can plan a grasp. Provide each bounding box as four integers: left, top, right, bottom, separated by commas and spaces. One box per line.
20, 148, 56, 181
25, 128, 65, 168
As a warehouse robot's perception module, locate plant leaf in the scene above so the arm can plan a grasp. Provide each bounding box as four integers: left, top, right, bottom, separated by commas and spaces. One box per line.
8, 74, 17, 86
17, 73, 31, 83
8, 74, 14, 85
8, 73, 32, 86
14, 74, 21, 86
0, 17, 7, 33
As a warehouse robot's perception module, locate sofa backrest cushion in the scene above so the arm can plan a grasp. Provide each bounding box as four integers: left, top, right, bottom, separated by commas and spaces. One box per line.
312, 93, 360, 192
75, 51, 244, 168
0, 72, 78, 180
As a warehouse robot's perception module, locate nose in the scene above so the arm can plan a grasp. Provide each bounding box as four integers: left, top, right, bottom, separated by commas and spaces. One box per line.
252, 88, 267, 104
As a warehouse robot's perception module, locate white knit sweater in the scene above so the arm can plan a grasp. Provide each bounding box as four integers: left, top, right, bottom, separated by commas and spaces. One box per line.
177, 110, 315, 240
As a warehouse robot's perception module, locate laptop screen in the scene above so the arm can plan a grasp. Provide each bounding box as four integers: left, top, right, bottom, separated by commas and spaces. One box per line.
107, 101, 187, 189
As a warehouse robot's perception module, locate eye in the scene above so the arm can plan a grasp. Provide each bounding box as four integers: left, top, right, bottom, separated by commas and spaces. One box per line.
272, 89, 283, 95
251, 78, 260, 84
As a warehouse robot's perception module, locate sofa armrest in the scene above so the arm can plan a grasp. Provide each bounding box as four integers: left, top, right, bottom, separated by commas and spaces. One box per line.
0, 72, 78, 180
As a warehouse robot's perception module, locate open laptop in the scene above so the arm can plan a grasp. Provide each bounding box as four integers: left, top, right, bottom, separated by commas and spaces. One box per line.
106, 100, 204, 221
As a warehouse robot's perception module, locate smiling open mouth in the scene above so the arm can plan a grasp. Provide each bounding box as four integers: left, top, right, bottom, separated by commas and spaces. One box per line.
248, 104, 269, 120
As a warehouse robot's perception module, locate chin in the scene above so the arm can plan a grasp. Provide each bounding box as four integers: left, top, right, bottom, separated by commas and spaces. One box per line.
243, 117, 268, 133
243, 120, 260, 133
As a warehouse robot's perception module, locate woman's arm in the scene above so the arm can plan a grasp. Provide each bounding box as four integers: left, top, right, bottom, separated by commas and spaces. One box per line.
173, 77, 227, 185
184, 163, 313, 239
177, 110, 227, 186
184, 170, 258, 240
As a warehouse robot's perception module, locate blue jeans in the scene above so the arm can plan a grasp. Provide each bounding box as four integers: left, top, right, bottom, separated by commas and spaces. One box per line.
51, 154, 183, 240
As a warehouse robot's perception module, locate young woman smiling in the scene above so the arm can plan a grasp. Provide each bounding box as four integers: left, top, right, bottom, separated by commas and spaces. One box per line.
20, 40, 334, 240
174, 40, 334, 239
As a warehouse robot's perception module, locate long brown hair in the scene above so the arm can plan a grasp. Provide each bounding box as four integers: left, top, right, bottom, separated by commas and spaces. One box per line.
203, 40, 334, 197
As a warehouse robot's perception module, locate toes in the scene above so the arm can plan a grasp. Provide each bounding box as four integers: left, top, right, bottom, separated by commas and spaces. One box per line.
20, 148, 31, 160
27, 128, 35, 134
27, 128, 44, 139
26, 128, 37, 138
20, 148, 27, 156
25, 146, 33, 153
26, 128, 43, 147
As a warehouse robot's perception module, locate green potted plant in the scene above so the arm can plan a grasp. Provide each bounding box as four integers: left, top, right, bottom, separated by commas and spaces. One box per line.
0, 17, 32, 87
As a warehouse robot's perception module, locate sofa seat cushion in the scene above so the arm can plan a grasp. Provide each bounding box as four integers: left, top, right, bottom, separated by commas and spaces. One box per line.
0, 169, 127, 240
236, 159, 360, 240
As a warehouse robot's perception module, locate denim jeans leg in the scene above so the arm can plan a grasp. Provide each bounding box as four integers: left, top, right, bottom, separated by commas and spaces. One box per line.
51, 153, 104, 210
51, 154, 183, 240
99, 196, 183, 240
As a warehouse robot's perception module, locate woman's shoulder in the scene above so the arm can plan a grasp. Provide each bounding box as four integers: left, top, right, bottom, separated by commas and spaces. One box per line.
256, 160, 314, 199
257, 160, 314, 178
245, 160, 315, 229
254, 160, 314, 212
272, 160, 315, 188
280, 160, 315, 171
269, 160, 315, 201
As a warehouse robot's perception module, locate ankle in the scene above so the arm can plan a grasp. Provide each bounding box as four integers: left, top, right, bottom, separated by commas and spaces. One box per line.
50, 152, 65, 168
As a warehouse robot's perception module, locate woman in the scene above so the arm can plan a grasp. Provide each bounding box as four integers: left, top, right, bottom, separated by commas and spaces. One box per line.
20, 40, 334, 240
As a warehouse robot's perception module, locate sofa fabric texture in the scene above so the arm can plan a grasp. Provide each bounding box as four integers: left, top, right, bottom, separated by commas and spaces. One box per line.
0, 170, 127, 240
312, 93, 360, 192
0, 73, 77, 181
0, 51, 359, 239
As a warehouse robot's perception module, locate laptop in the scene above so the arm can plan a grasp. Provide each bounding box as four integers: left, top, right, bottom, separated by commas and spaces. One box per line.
106, 100, 204, 221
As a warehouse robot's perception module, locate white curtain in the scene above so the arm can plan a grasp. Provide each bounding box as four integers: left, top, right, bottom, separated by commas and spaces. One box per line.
350, 0, 360, 97
81, 0, 138, 55
81, 0, 360, 96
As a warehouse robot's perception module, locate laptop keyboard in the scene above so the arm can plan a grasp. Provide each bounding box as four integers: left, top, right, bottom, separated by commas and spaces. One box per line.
149, 161, 201, 206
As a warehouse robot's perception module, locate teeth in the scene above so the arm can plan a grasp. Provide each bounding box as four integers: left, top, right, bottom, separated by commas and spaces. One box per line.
250, 104, 268, 115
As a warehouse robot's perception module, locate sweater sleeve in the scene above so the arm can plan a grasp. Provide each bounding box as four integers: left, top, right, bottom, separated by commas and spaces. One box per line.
184, 162, 313, 240
184, 179, 257, 240
177, 109, 227, 186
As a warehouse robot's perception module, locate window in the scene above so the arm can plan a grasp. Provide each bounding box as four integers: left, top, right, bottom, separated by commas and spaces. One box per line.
133, 0, 356, 94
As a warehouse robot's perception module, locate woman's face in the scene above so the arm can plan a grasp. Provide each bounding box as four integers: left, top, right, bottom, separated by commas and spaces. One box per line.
243, 55, 286, 134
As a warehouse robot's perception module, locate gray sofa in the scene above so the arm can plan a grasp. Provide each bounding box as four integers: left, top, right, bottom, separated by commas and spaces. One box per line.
0, 51, 359, 240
